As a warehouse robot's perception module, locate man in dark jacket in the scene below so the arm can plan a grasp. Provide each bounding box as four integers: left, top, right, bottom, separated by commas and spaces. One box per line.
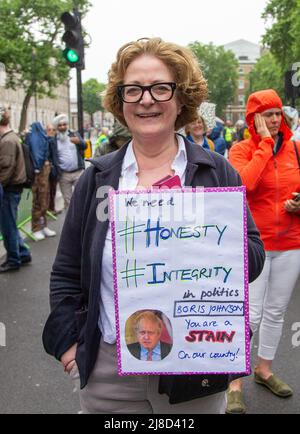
52, 114, 87, 209
0, 107, 31, 272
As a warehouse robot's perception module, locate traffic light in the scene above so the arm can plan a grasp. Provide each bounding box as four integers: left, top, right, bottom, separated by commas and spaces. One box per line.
61, 11, 84, 69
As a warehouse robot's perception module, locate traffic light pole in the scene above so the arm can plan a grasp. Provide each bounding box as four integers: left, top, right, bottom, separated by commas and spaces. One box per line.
76, 66, 84, 138
74, 6, 84, 138
61, 5, 85, 137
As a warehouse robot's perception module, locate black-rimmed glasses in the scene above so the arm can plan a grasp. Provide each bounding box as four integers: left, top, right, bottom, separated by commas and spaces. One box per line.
117, 82, 176, 103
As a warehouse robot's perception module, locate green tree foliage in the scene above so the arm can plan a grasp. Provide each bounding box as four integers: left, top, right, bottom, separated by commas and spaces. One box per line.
0, 0, 90, 132
248, 52, 284, 100
189, 42, 238, 117
290, 0, 300, 62
262, 0, 299, 70
82, 78, 105, 126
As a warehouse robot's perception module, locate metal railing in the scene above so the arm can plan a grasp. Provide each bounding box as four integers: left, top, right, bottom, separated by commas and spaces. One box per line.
0, 189, 57, 243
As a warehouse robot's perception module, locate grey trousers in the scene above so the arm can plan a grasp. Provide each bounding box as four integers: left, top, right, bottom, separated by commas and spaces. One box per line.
74, 339, 227, 414
59, 169, 83, 209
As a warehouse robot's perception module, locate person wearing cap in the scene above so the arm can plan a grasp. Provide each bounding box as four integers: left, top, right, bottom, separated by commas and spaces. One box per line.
52, 114, 87, 209
227, 89, 300, 414
0, 107, 31, 272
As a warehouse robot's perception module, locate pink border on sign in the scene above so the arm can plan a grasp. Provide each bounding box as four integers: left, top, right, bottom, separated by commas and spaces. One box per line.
109, 186, 251, 377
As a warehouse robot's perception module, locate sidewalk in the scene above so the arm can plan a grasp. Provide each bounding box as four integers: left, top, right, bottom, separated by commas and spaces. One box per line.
0, 208, 80, 414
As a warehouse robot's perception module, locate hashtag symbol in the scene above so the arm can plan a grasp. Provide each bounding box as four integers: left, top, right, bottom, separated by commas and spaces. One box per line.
117, 218, 144, 253
120, 259, 146, 288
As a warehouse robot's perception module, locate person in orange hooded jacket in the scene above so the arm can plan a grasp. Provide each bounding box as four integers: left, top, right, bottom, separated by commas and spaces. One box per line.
227, 89, 300, 414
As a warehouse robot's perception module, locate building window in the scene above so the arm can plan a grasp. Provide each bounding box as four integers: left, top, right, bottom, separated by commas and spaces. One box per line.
239, 80, 245, 90
238, 95, 245, 106
239, 67, 244, 75
239, 56, 249, 61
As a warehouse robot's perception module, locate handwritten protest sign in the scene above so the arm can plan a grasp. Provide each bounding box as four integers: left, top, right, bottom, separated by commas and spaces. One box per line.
109, 187, 250, 376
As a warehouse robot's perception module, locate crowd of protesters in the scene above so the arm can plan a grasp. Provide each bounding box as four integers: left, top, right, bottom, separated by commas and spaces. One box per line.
0, 107, 86, 271
1, 70, 300, 414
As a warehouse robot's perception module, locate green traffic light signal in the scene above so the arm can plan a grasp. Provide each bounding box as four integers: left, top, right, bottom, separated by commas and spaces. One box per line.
61, 11, 84, 69
63, 48, 79, 64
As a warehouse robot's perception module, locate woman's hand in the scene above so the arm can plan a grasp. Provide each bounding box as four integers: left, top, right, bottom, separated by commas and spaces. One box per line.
254, 114, 271, 139
61, 343, 78, 374
285, 193, 300, 213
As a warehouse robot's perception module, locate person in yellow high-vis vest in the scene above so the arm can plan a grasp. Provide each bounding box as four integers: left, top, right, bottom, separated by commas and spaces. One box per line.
93, 127, 110, 156
224, 120, 236, 149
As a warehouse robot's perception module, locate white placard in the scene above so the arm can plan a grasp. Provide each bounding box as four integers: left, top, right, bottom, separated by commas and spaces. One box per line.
110, 187, 250, 376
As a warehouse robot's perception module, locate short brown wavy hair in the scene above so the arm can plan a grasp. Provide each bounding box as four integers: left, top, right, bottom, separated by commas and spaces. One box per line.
103, 38, 208, 130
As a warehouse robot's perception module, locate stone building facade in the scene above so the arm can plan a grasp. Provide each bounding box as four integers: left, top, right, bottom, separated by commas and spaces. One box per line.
223, 39, 261, 124
0, 64, 70, 132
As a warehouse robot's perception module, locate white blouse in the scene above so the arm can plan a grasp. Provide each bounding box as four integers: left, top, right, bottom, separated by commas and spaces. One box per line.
98, 135, 188, 343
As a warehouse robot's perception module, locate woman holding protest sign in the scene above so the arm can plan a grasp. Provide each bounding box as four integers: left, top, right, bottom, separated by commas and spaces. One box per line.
43, 38, 265, 414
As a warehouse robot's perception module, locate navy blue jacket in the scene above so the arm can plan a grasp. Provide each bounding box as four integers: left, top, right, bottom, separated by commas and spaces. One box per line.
208, 122, 227, 156
42, 138, 265, 403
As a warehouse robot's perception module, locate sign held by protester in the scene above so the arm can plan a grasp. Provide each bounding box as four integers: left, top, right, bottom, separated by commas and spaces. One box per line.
110, 187, 250, 376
